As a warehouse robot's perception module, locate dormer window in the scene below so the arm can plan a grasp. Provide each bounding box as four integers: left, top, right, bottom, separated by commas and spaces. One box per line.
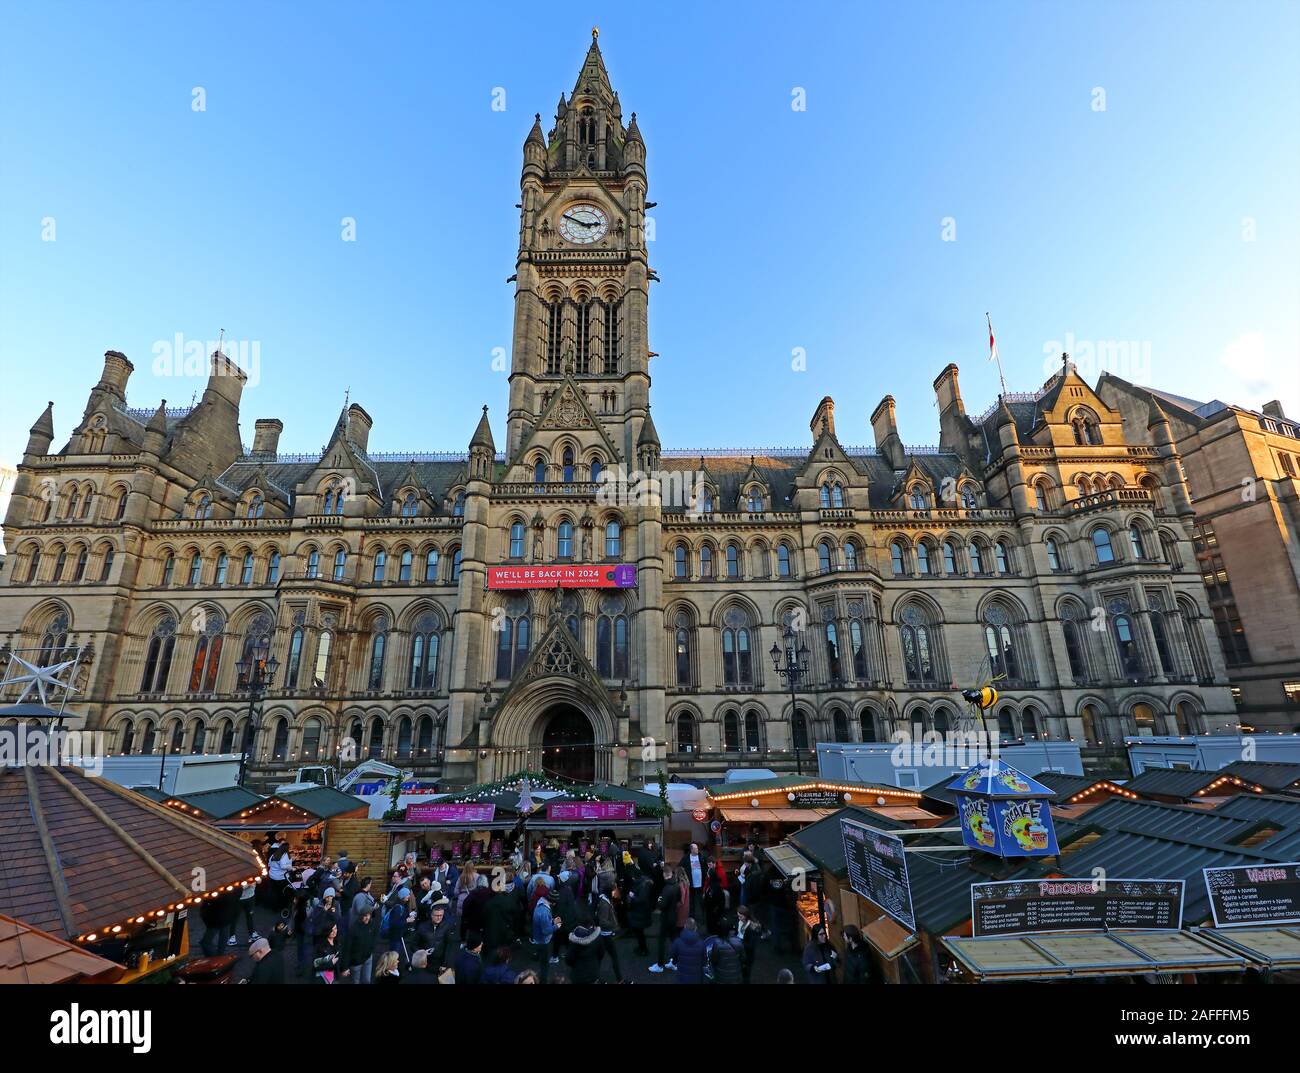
401, 493, 418, 518
247, 495, 264, 519
746, 489, 764, 512
909, 487, 929, 510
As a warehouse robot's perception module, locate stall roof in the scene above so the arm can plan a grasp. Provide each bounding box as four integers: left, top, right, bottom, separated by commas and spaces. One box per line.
166, 785, 264, 819
1077, 796, 1266, 844
0, 913, 126, 984
785, 806, 907, 879
707, 776, 920, 803
1199, 926, 1300, 969
1125, 768, 1265, 801
764, 842, 817, 880
541, 786, 665, 811
128, 785, 170, 803
918, 775, 960, 810
943, 930, 1246, 981
1035, 772, 1133, 804
0, 764, 263, 941
1217, 761, 1300, 793
278, 785, 370, 819
1214, 793, 1300, 825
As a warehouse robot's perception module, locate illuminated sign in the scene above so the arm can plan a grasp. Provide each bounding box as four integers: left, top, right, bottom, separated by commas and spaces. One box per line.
487, 565, 636, 590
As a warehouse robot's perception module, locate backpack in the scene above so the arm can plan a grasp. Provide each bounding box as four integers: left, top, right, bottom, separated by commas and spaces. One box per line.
383, 903, 406, 941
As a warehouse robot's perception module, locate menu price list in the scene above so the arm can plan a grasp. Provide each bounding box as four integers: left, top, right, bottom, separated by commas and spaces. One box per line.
1205, 863, 1300, 926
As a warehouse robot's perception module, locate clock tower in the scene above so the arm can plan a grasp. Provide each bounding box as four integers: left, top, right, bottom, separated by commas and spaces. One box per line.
506, 30, 652, 470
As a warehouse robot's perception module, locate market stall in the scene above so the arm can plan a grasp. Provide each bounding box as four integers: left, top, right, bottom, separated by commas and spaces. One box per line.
0, 763, 263, 983
707, 776, 927, 864
381, 795, 529, 870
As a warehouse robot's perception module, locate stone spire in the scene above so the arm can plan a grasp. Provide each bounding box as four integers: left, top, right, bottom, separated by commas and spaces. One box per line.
26, 400, 54, 456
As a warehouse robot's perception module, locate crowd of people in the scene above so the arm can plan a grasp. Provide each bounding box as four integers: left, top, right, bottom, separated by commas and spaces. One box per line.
203, 833, 880, 985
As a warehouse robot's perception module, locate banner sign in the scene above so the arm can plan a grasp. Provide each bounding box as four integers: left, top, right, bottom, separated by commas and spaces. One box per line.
971, 878, 1185, 937
841, 818, 915, 932
487, 565, 636, 590
1204, 862, 1300, 927
956, 794, 1059, 857
546, 800, 637, 822
790, 789, 844, 809
404, 803, 496, 825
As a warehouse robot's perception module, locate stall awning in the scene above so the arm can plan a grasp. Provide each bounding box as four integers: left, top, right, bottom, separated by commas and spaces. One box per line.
720, 807, 836, 823
764, 843, 817, 880
943, 930, 1247, 981
1198, 926, 1300, 969
863, 915, 918, 961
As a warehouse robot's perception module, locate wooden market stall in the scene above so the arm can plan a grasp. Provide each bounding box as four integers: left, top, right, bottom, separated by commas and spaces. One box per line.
0, 764, 264, 983
0, 913, 126, 984
707, 776, 928, 865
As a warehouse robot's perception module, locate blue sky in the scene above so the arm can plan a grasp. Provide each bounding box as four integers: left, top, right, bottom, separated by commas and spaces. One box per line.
1, 1, 1297, 466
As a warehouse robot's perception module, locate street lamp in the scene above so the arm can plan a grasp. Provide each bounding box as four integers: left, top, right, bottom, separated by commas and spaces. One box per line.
234, 634, 280, 788
769, 625, 811, 775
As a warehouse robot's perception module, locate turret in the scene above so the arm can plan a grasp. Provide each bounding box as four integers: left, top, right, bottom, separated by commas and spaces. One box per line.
637, 406, 660, 471
95, 350, 133, 401
25, 401, 54, 457
469, 406, 496, 481
142, 400, 169, 455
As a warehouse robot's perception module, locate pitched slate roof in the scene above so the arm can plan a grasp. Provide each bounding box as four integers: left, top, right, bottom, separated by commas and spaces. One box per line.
278, 785, 369, 820
1076, 797, 1259, 843
128, 785, 170, 802
1124, 768, 1265, 800
1214, 793, 1300, 825
167, 785, 265, 819
0, 765, 263, 941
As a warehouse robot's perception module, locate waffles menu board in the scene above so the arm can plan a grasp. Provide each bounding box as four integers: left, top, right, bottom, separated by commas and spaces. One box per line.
1204, 862, 1300, 927
971, 879, 1185, 936
841, 818, 915, 932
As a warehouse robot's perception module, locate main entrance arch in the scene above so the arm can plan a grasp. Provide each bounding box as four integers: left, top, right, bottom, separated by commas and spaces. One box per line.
540, 704, 595, 783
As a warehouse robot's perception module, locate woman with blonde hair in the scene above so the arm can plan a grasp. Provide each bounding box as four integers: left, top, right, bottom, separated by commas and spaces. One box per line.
373, 949, 401, 983
454, 863, 478, 917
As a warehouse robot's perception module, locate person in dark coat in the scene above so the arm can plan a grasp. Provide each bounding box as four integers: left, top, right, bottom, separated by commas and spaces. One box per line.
245, 937, 285, 984
312, 924, 341, 984
482, 945, 516, 984
453, 931, 485, 984
702, 863, 728, 938
460, 882, 492, 940
420, 900, 457, 972
841, 925, 874, 984
400, 948, 440, 984
802, 925, 839, 984
482, 888, 518, 953
339, 905, 379, 984
669, 919, 705, 984
625, 870, 653, 955
648, 865, 681, 973
565, 923, 604, 984
708, 922, 744, 984
734, 905, 761, 984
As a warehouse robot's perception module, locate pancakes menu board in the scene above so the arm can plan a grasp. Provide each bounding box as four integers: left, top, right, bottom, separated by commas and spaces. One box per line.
971, 878, 1185, 937
841, 818, 915, 932
1204, 862, 1300, 927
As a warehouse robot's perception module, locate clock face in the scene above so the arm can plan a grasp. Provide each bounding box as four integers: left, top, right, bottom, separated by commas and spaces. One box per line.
558, 203, 609, 244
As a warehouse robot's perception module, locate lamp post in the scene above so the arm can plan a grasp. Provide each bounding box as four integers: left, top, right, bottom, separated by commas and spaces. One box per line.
769, 625, 811, 776
234, 634, 279, 789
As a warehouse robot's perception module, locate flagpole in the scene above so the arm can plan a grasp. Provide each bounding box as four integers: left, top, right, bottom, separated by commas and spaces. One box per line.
987, 312, 1008, 397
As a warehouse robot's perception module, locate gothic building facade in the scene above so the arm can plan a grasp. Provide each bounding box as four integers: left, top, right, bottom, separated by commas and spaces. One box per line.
0, 36, 1237, 786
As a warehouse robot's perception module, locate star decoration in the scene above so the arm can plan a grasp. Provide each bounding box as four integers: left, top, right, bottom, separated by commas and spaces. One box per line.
3, 654, 81, 707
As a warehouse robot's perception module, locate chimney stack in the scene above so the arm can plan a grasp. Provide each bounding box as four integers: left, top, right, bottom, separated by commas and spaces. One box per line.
346, 404, 373, 454
809, 396, 836, 439
1262, 400, 1287, 420
870, 395, 905, 469
97, 351, 134, 400
252, 418, 283, 456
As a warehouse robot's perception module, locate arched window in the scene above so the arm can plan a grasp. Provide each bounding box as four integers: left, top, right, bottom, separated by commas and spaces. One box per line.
916, 541, 932, 575
745, 709, 762, 752
400, 493, 418, 518
1062, 616, 1090, 681
496, 601, 530, 680
72, 546, 88, 582
1128, 524, 1146, 560
218, 720, 235, 753
843, 541, 858, 571
247, 495, 264, 519
960, 485, 979, 510
1080, 704, 1101, 746
368, 623, 387, 691
943, 541, 959, 574
589, 459, 603, 486
699, 486, 713, 513
451, 548, 462, 581
140, 616, 177, 693
241, 552, 255, 585
333, 549, 347, 581
195, 495, 211, 520
452, 492, 466, 517
312, 630, 332, 688
100, 546, 115, 582
792, 709, 809, 751
725, 543, 740, 578
909, 486, 929, 510
676, 712, 696, 754
890, 540, 906, 576
932, 706, 953, 735
267, 549, 281, 584
1034, 483, 1049, 512
1112, 613, 1144, 677
819, 484, 830, 508
818, 540, 833, 574
674, 612, 692, 686
558, 520, 574, 559
38, 612, 69, 666
746, 489, 764, 512
139, 720, 156, 755
859, 708, 877, 743
562, 447, 575, 484
533, 460, 546, 489
673, 543, 688, 579
777, 543, 792, 577
1046, 537, 1062, 571
189, 722, 206, 754
1092, 527, 1115, 564
115, 493, 128, 521
723, 710, 741, 752
825, 621, 842, 681
367, 719, 385, 759
372, 549, 387, 582
509, 521, 526, 559
832, 707, 849, 743
983, 605, 1022, 682
604, 521, 622, 559
187, 552, 202, 586
120, 722, 135, 754
899, 604, 936, 684
285, 627, 304, 688
398, 549, 413, 582
721, 608, 752, 687
416, 716, 434, 756
596, 605, 629, 679
395, 716, 413, 759
409, 612, 441, 690
187, 612, 224, 694
424, 548, 440, 582
968, 541, 984, 574
699, 544, 714, 578
302, 718, 323, 760
995, 541, 1011, 574
996, 707, 1016, 740
305, 549, 319, 579
848, 618, 869, 679
1132, 703, 1156, 734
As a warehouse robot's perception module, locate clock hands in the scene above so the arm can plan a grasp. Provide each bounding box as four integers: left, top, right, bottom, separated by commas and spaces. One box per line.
562, 212, 599, 228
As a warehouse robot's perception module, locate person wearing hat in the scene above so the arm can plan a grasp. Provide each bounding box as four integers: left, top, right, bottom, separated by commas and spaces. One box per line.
340, 902, 380, 985
565, 922, 604, 985
531, 886, 560, 985
245, 936, 285, 985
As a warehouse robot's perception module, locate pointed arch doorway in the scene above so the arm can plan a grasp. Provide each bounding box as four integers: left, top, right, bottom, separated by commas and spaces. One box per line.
540, 704, 595, 784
